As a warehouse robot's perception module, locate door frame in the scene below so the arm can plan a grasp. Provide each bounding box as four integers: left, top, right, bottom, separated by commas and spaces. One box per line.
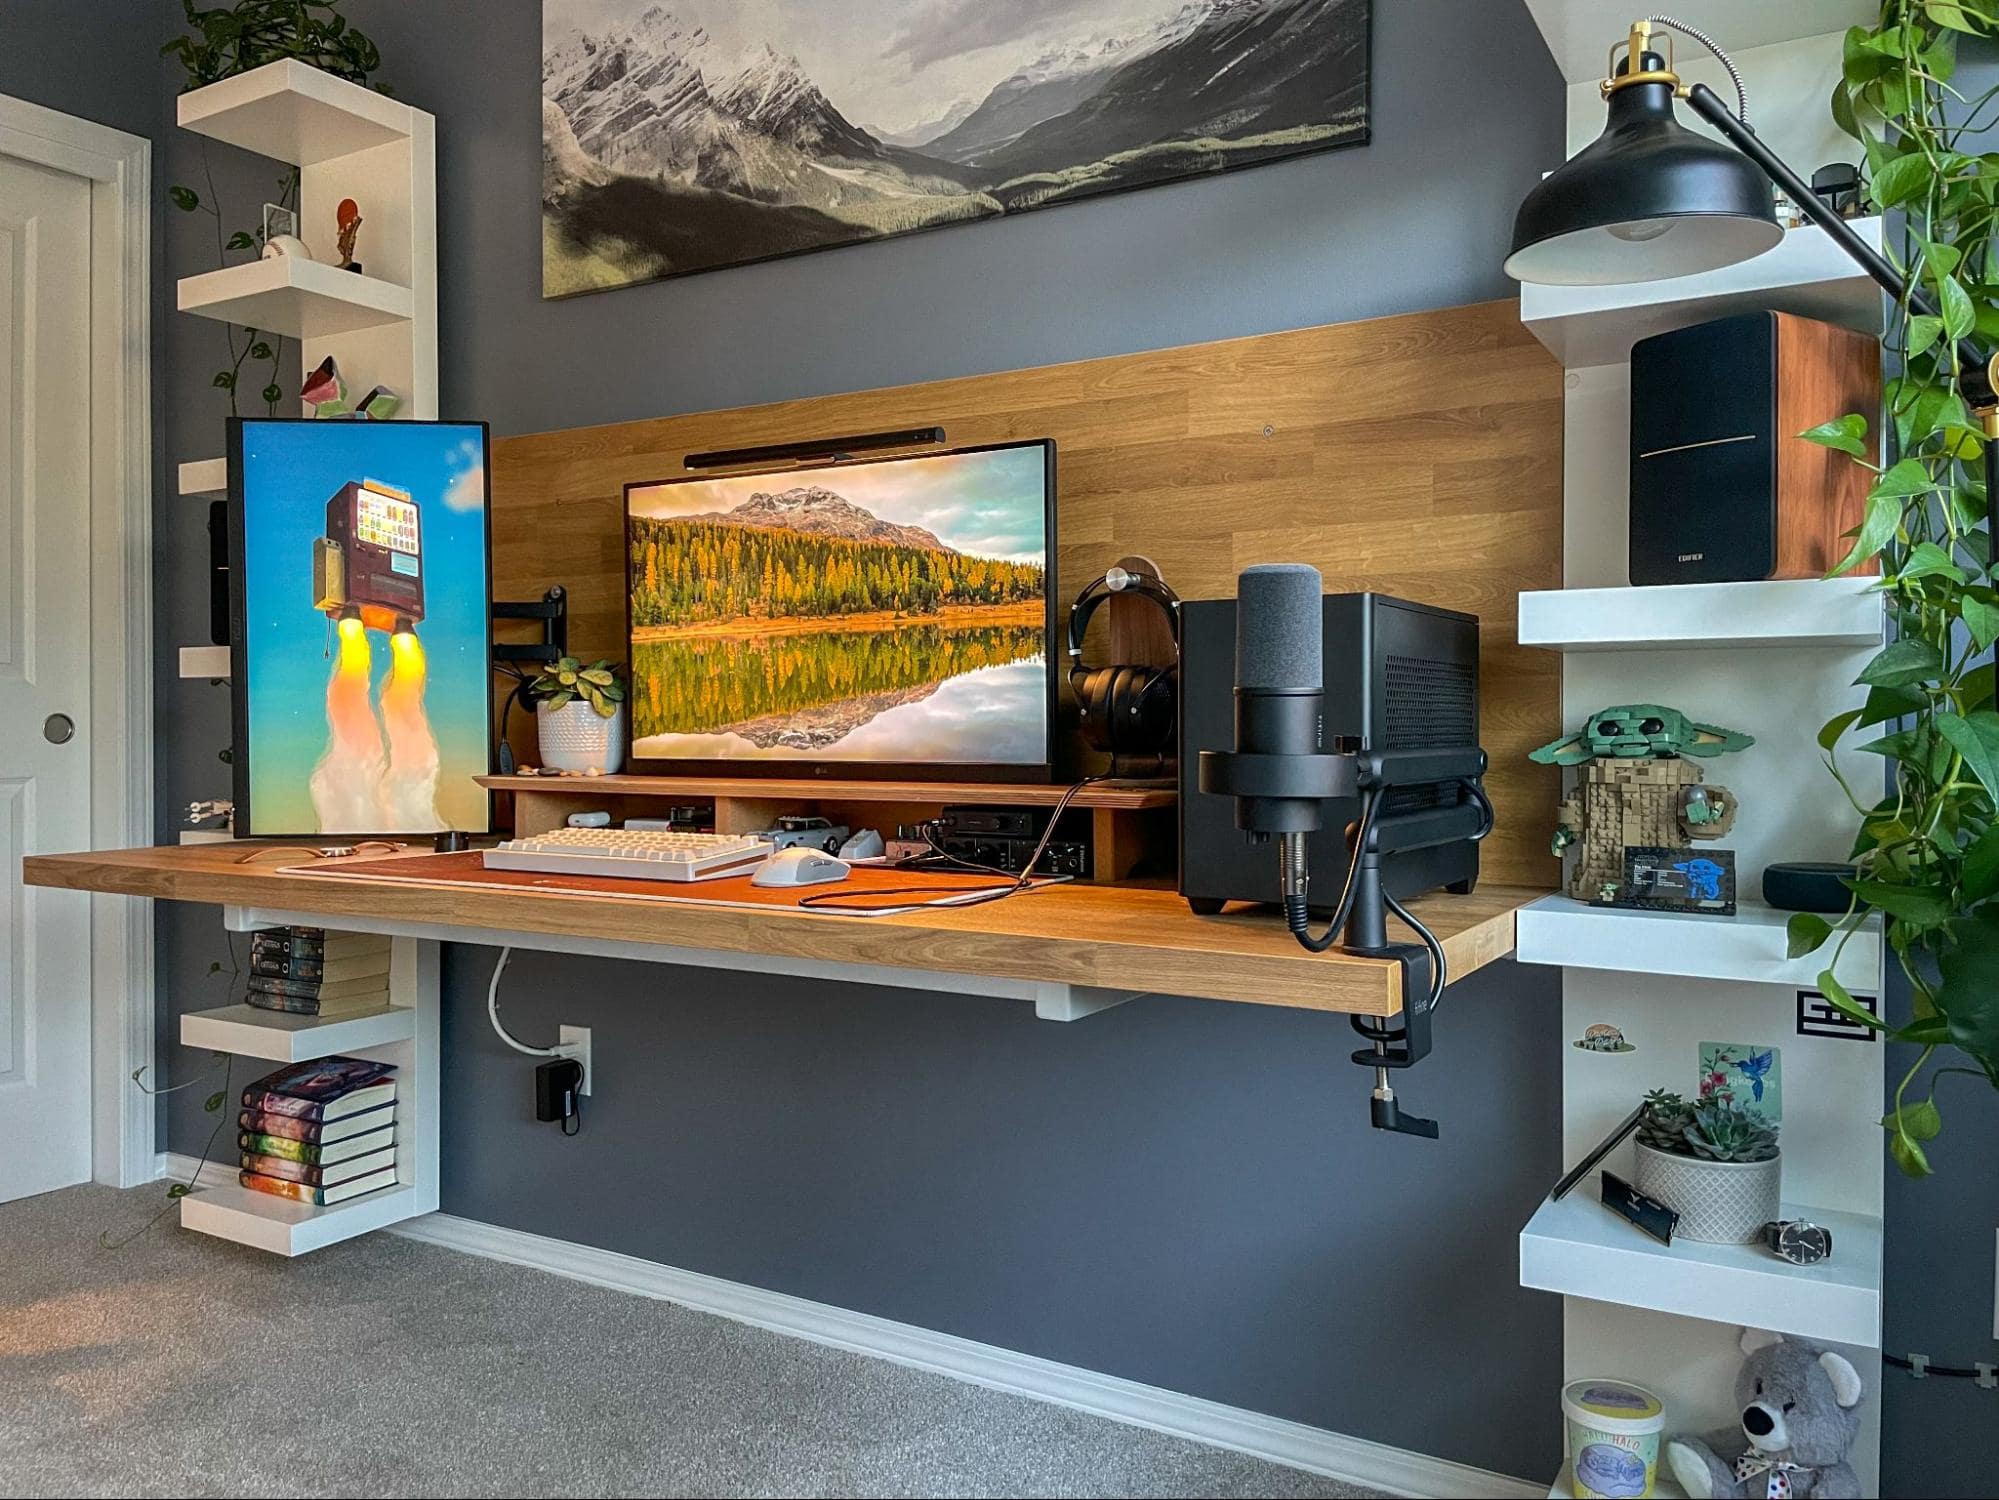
0, 95, 155, 1188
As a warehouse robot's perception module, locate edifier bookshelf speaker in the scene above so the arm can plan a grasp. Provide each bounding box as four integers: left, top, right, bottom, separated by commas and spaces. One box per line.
1628, 311, 1880, 585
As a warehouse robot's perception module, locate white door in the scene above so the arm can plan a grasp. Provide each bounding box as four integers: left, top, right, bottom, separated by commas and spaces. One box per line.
0, 152, 94, 1200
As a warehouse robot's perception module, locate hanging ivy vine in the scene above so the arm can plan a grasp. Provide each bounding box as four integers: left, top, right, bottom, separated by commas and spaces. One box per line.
1794, 0, 1999, 1175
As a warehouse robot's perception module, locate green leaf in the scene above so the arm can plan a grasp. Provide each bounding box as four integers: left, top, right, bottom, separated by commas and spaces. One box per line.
580, 668, 613, 686
1818, 708, 1862, 751
1831, 488, 1903, 575
1906, 314, 1946, 358
249, 341, 272, 360
169, 184, 199, 211
1870, 457, 1938, 500
1935, 710, 1999, 798
1925, 0, 1992, 34
1900, 540, 1967, 583
212, 371, 236, 390
1883, 1096, 1943, 1141
1940, 272, 1977, 341
1964, 826, 1999, 902
203, 1089, 225, 1113
1889, 1129, 1935, 1177
166, 1182, 191, 1199
1817, 970, 1888, 1033
1848, 879, 1954, 927
227, 230, 256, 250
1872, 149, 1934, 208
1857, 638, 1945, 687
1798, 412, 1871, 457
1939, 911, 1999, 1074
1859, 683, 1926, 728
1787, 911, 1834, 959
1964, 597, 1999, 650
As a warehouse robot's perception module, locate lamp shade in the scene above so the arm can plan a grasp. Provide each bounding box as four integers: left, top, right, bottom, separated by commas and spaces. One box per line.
1506, 64, 1781, 286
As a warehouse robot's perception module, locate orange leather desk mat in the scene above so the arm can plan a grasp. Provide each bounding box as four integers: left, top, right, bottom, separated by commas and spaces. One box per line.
281, 848, 1049, 916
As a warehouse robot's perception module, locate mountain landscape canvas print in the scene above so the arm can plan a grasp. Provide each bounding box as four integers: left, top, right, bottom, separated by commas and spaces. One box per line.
543, 0, 1371, 293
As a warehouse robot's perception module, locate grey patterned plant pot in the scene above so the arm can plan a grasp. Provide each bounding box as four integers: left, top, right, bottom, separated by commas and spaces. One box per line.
1633, 1142, 1782, 1245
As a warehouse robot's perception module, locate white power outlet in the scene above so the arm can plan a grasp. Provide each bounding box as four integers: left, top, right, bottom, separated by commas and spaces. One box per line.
556, 1025, 592, 1096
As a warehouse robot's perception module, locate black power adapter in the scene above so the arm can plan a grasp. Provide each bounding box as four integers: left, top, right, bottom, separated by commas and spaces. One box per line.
534, 1057, 584, 1133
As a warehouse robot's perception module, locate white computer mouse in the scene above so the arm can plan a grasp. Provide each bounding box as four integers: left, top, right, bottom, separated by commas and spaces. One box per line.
837, 828, 886, 861
751, 846, 852, 888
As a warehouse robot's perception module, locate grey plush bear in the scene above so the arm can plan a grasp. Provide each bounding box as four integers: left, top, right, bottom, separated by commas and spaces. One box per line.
1665, 1327, 1864, 1499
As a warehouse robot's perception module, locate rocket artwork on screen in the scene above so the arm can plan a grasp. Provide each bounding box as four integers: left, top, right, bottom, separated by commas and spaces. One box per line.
311, 479, 436, 829
233, 420, 492, 838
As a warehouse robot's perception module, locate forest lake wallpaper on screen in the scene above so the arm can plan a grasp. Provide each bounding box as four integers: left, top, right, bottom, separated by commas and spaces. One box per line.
236, 421, 492, 835
625, 444, 1050, 765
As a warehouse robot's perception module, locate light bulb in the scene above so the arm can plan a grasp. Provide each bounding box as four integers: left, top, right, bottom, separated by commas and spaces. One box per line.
1608, 218, 1675, 243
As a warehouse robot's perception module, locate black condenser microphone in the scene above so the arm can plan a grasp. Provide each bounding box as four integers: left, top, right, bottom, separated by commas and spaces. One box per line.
1230, 563, 1328, 836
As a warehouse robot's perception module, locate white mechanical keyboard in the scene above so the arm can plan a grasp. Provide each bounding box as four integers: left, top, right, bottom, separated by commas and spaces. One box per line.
484, 828, 775, 882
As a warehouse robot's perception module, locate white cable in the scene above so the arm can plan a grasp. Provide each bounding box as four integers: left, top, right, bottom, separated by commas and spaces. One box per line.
486, 946, 562, 1058
1646, 15, 1749, 125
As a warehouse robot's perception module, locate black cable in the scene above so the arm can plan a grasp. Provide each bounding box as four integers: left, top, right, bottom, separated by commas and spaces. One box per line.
1386, 890, 1447, 1010
1885, 1352, 1997, 1381
798, 776, 1106, 914
1283, 788, 1383, 952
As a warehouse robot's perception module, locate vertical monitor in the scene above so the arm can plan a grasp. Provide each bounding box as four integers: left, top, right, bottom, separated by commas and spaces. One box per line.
230, 418, 493, 836
625, 440, 1055, 780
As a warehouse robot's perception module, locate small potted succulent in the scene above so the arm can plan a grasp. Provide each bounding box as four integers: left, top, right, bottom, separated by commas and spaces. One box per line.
1631, 1089, 1781, 1245
526, 657, 626, 775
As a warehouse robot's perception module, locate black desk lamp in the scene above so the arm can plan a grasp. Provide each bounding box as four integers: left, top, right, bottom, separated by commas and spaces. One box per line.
1507, 16, 1999, 539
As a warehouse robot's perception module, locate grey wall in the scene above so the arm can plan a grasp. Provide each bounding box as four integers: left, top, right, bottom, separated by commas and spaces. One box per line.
19, 0, 1585, 1482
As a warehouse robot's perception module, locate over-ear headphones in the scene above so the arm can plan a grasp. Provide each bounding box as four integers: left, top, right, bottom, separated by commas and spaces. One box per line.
1067, 567, 1181, 763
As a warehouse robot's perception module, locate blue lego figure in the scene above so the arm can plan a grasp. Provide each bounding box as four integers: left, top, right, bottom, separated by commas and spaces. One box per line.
1674, 857, 1726, 903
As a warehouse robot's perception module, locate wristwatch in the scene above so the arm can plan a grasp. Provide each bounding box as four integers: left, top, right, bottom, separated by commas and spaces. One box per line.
1762, 1218, 1833, 1265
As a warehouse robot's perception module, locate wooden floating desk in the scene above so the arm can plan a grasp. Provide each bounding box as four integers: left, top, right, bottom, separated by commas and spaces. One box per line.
24, 844, 1538, 1018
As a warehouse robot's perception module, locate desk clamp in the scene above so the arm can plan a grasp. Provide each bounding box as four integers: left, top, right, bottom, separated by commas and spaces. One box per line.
1200, 744, 1489, 1140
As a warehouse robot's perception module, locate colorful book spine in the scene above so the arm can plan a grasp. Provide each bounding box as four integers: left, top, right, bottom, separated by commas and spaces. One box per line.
238, 1168, 393, 1206
249, 953, 327, 981
237, 1104, 392, 1142
243, 989, 327, 1015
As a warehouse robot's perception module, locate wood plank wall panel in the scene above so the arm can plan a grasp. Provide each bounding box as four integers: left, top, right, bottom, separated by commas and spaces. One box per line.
491, 299, 1564, 886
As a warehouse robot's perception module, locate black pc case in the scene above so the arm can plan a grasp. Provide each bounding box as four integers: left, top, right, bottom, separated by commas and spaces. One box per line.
1177, 592, 1480, 915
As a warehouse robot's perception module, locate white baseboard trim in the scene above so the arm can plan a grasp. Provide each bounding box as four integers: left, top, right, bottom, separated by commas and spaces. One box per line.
387, 1207, 1541, 1499
158, 1155, 1537, 1495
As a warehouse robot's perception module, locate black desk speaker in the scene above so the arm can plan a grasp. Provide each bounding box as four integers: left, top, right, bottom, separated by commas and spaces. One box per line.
1629, 312, 1879, 586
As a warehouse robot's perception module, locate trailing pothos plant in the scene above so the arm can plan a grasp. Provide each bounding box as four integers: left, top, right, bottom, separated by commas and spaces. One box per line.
1789, 0, 1999, 1176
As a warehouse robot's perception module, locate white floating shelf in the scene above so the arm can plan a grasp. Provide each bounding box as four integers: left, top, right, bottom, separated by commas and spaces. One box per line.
179, 644, 230, 679
181, 1002, 412, 1063
176, 58, 411, 166
1516, 896, 1881, 992
1521, 218, 1884, 367
1520, 579, 1883, 652
1521, 1187, 1882, 1348
178, 256, 412, 340
179, 457, 226, 498
176, 1159, 417, 1258
1550, 1461, 1684, 1499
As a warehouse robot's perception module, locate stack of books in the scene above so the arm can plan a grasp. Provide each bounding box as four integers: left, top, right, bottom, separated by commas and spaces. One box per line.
237, 1056, 398, 1206
247, 928, 391, 1018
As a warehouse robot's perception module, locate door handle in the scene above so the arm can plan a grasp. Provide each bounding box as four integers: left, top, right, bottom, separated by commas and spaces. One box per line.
43, 713, 75, 745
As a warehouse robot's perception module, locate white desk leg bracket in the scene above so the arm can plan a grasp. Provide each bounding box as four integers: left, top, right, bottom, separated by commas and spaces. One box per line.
1034, 984, 1144, 1022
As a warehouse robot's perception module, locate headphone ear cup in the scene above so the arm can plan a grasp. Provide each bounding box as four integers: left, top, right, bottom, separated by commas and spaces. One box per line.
1072, 665, 1113, 752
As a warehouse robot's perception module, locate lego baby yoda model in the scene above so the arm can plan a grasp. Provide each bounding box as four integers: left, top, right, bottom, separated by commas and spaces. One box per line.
1530, 704, 1753, 911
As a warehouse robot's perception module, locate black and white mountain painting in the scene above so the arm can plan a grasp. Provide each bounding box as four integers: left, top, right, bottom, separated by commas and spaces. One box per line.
542, 0, 1370, 294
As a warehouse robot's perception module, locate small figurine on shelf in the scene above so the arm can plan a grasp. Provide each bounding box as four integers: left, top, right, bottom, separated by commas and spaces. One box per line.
1530, 704, 1752, 912
355, 385, 402, 421
334, 197, 363, 273
301, 355, 350, 418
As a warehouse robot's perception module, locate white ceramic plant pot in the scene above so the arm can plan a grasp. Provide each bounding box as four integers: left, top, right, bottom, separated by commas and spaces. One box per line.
536, 700, 624, 775
1633, 1141, 1781, 1245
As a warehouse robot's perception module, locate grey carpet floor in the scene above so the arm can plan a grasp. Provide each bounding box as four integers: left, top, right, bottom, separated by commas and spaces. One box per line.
0, 1184, 1377, 1499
